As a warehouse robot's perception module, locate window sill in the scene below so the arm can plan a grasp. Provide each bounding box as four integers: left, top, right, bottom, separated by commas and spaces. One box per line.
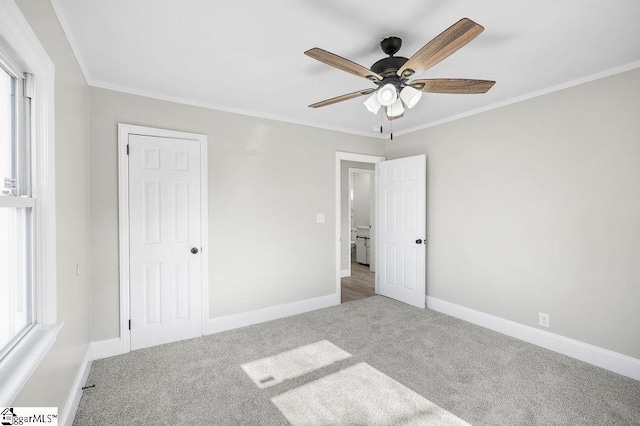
0, 322, 63, 405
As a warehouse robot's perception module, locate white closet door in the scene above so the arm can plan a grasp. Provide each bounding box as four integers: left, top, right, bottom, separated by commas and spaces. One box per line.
128, 134, 202, 350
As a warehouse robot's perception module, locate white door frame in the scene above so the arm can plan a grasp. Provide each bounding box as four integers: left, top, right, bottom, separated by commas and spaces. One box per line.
335, 152, 385, 298
118, 123, 209, 353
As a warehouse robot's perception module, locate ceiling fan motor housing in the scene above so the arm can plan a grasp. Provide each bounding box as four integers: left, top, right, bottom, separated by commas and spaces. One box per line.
371, 56, 409, 78
370, 36, 411, 93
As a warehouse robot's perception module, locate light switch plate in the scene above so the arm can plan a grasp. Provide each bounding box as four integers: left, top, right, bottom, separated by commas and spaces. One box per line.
316, 213, 325, 223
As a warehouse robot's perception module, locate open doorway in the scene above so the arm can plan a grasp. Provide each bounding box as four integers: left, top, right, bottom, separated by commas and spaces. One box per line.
343, 169, 375, 302
335, 152, 385, 304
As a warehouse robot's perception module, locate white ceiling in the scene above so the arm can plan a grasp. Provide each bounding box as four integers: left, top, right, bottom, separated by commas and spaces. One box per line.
53, 0, 640, 137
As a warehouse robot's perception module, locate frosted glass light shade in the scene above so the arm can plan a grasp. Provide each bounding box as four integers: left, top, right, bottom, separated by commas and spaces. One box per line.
386, 98, 405, 118
363, 93, 381, 114
376, 83, 397, 106
399, 86, 423, 109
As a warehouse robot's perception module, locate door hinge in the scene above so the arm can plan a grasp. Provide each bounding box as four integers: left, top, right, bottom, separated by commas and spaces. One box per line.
128, 319, 131, 330
24, 73, 34, 99
126, 144, 129, 155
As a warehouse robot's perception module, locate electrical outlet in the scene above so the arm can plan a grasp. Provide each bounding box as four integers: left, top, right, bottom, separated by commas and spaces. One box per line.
539, 312, 550, 328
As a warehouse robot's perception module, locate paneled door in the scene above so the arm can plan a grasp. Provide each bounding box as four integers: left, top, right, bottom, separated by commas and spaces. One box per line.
128, 134, 202, 350
376, 155, 426, 308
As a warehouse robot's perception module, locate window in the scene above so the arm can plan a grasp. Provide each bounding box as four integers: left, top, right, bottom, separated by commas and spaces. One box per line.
0, 60, 35, 360
0, 1, 57, 406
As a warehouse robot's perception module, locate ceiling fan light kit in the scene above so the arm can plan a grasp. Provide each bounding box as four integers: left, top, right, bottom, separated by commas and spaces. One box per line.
304, 18, 496, 123
387, 98, 405, 118
377, 83, 397, 106
363, 93, 382, 114
399, 85, 422, 109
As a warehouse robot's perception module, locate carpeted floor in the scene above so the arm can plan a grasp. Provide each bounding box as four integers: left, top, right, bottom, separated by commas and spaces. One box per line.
74, 296, 640, 425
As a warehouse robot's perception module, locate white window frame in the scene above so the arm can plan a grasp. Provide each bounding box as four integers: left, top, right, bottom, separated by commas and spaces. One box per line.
0, 0, 59, 405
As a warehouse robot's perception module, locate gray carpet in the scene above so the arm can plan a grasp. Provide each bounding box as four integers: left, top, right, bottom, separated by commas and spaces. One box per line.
74, 296, 640, 425
271, 362, 470, 425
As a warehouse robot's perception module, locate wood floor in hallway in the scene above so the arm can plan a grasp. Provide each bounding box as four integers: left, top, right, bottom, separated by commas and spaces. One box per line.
341, 262, 375, 303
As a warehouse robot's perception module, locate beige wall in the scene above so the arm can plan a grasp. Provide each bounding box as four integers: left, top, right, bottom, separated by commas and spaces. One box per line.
387, 69, 640, 358
89, 87, 386, 340
14, 0, 91, 411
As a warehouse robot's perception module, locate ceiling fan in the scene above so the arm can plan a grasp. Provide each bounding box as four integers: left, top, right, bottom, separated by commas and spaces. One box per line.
304, 18, 495, 121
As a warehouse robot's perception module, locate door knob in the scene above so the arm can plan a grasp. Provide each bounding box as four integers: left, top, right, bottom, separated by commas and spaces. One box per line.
191, 247, 199, 254
415, 239, 422, 244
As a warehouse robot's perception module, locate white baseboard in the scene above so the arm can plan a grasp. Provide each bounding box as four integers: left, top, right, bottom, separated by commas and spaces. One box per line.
205, 293, 340, 335
60, 345, 92, 426
91, 293, 340, 356
426, 296, 640, 381
91, 337, 126, 360
340, 269, 350, 278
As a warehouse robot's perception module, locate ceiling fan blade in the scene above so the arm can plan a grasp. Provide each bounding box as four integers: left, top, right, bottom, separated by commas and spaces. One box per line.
309, 88, 375, 108
410, 78, 495, 94
397, 18, 484, 78
305, 48, 383, 82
